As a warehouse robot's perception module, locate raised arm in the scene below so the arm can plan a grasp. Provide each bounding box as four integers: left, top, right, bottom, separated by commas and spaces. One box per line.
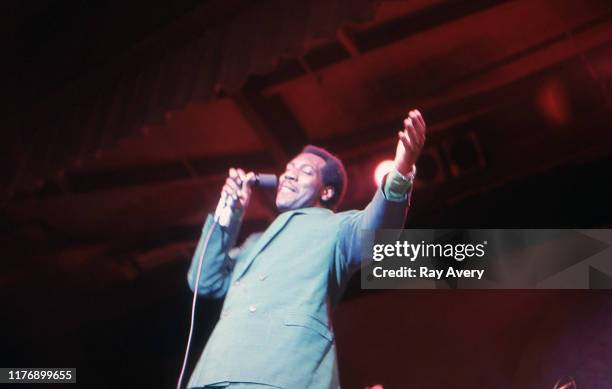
335, 110, 426, 273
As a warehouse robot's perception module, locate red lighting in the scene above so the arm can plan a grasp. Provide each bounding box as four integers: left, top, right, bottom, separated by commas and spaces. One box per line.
537, 78, 570, 126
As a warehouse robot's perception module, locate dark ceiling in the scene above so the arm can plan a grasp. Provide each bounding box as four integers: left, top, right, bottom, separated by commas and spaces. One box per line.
2, 0, 207, 106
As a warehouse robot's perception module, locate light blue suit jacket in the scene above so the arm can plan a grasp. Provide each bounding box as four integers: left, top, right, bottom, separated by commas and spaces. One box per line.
187, 187, 409, 389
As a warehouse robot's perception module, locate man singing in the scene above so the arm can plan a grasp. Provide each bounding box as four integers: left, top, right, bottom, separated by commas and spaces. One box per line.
186, 110, 426, 388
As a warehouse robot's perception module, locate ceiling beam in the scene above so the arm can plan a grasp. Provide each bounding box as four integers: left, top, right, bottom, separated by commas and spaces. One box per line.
26, 152, 275, 197
231, 92, 289, 165
352, 0, 506, 53
244, 0, 506, 90
232, 89, 309, 165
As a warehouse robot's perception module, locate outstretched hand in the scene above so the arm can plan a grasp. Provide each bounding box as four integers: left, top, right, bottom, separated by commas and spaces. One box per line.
394, 109, 426, 176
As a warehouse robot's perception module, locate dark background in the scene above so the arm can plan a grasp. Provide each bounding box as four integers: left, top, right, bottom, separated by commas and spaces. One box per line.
1, 1, 612, 388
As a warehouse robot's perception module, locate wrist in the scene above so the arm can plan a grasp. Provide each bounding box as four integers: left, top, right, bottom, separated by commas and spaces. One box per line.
394, 164, 416, 180
383, 165, 416, 201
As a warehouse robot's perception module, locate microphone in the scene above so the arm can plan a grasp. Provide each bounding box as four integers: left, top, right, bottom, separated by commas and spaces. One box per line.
251, 173, 278, 188
214, 173, 278, 227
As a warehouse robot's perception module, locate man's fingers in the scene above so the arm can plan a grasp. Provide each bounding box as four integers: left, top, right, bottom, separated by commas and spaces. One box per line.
223, 167, 255, 209
417, 113, 426, 130
245, 172, 256, 186
404, 117, 413, 130
224, 167, 255, 205
230, 166, 252, 187
222, 184, 233, 196
399, 130, 412, 150
403, 116, 418, 149
408, 120, 424, 148
409, 109, 422, 125
236, 168, 247, 184
225, 177, 241, 193
222, 184, 238, 201
410, 109, 425, 129
407, 128, 421, 153
408, 110, 426, 146
409, 112, 425, 138
404, 116, 422, 144
396, 109, 426, 173
407, 125, 420, 149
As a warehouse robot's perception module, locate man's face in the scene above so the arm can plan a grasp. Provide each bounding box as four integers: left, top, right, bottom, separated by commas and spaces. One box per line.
276, 153, 327, 212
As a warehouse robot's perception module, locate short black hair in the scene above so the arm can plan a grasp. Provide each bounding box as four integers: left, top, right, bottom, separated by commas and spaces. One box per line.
301, 145, 347, 210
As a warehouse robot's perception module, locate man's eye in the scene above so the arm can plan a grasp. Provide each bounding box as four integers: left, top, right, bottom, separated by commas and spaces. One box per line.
302, 168, 313, 175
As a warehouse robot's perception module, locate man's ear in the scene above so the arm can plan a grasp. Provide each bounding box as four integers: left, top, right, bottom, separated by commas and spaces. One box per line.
320, 186, 335, 202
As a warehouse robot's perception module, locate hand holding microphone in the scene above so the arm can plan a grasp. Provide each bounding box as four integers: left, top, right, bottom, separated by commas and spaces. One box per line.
224, 168, 255, 210
214, 167, 277, 227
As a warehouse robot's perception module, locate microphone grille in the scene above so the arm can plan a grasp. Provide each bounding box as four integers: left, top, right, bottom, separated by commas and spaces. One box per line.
254, 173, 278, 188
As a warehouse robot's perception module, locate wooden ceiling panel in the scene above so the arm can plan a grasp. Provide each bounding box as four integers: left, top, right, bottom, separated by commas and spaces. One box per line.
373, 0, 446, 24
269, 0, 611, 141
6, 177, 223, 240
80, 98, 263, 170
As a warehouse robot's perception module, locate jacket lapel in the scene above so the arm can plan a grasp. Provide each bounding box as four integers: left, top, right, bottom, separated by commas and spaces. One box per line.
234, 210, 298, 280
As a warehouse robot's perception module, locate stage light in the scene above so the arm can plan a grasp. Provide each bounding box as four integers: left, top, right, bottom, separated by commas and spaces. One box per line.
537, 78, 570, 126
374, 160, 395, 186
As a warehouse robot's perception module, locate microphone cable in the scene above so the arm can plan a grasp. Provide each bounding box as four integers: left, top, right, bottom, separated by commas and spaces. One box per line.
176, 221, 217, 389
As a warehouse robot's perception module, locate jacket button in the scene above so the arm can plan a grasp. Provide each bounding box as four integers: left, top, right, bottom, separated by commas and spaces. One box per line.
258, 274, 267, 281
248, 305, 257, 313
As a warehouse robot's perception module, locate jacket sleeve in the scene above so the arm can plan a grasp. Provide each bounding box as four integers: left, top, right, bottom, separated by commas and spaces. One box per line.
186, 214, 241, 298
334, 184, 411, 276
